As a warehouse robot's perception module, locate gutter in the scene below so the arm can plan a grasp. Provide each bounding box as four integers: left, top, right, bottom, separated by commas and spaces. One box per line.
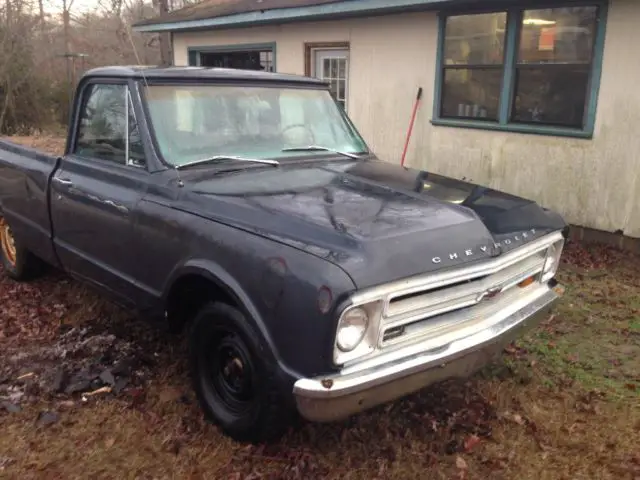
132, 0, 514, 33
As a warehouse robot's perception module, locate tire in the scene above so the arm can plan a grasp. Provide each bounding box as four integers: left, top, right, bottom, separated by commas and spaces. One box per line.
0, 216, 45, 281
188, 302, 291, 443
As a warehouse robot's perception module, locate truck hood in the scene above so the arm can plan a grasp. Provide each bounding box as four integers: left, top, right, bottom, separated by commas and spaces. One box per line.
179, 158, 566, 288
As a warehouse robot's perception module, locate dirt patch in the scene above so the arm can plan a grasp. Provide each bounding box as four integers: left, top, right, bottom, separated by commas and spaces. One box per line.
1, 241, 639, 479
0, 270, 161, 415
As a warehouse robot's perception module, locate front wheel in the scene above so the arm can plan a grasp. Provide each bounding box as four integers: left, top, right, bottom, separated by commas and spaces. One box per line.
188, 302, 291, 443
0, 216, 44, 281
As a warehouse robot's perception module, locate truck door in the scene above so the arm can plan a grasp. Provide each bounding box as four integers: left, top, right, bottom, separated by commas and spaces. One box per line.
50, 80, 151, 306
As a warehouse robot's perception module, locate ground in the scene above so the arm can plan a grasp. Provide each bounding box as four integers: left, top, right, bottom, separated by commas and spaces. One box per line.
0, 136, 639, 479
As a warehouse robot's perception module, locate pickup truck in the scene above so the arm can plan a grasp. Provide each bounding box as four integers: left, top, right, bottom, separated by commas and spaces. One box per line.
0, 66, 568, 442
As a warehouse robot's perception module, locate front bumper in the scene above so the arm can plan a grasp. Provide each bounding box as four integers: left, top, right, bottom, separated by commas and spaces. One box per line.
294, 283, 563, 422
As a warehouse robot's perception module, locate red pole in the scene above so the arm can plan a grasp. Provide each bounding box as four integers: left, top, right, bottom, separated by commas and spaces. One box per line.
400, 87, 423, 167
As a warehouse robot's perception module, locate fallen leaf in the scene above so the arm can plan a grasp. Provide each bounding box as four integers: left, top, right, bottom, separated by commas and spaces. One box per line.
158, 386, 182, 404
537, 440, 552, 452
464, 435, 481, 452
456, 456, 468, 470
36, 411, 59, 427
105, 437, 116, 448
512, 414, 525, 425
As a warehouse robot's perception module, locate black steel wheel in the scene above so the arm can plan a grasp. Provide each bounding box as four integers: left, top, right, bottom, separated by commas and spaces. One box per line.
205, 331, 256, 416
189, 302, 290, 443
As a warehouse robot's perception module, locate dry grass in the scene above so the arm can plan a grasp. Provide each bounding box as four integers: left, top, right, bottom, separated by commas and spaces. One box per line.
0, 244, 638, 480
0, 135, 639, 479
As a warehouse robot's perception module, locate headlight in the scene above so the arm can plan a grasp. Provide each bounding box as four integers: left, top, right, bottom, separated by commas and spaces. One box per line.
541, 239, 564, 282
333, 301, 383, 365
336, 307, 369, 352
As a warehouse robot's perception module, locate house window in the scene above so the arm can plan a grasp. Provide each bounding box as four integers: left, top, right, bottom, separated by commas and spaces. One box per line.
434, 3, 608, 138
305, 43, 350, 111
188, 43, 276, 72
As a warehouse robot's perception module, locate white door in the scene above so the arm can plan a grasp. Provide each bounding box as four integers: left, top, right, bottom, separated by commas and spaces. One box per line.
313, 49, 349, 111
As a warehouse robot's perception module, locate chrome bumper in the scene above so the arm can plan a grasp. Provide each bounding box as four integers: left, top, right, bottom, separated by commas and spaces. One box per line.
294, 283, 563, 422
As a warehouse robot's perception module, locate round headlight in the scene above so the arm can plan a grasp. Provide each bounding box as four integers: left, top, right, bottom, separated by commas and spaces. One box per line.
336, 307, 369, 352
542, 241, 563, 280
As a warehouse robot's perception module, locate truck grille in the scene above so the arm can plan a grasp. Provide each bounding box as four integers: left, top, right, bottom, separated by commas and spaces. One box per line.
378, 248, 547, 347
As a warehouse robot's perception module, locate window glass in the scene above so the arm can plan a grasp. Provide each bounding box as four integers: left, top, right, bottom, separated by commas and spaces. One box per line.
75, 84, 146, 166
511, 66, 590, 127
518, 7, 598, 64
145, 85, 368, 167
444, 13, 507, 65
436, 5, 602, 132
199, 49, 274, 71
441, 69, 503, 120
440, 12, 506, 121
511, 6, 598, 127
76, 84, 127, 164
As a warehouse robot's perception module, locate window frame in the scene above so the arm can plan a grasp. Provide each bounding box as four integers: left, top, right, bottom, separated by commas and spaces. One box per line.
432, 1, 609, 139
71, 80, 148, 169
187, 42, 277, 72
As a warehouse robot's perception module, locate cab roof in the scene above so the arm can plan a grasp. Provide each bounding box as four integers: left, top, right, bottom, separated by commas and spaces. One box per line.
82, 65, 328, 86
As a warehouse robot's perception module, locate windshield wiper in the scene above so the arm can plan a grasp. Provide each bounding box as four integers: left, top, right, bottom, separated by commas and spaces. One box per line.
175, 155, 280, 171
281, 146, 362, 159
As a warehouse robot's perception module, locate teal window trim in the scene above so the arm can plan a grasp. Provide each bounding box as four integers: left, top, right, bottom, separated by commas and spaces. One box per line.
186, 42, 277, 71
432, 1, 609, 139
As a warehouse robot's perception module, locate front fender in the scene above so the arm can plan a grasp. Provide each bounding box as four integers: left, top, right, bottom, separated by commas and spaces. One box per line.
162, 258, 291, 372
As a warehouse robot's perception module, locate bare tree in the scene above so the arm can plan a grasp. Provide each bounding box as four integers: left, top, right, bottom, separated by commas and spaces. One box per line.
0, 0, 164, 133
155, 0, 170, 66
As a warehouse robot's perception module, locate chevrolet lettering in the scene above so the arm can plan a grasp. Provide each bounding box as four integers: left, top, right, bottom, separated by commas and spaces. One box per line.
0, 66, 568, 443
431, 229, 538, 265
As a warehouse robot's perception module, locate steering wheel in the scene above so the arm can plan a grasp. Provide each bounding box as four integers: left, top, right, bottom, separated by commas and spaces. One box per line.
281, 123, 315, 144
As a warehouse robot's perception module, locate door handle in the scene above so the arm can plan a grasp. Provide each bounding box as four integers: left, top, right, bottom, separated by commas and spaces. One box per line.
53, 177, 73, 186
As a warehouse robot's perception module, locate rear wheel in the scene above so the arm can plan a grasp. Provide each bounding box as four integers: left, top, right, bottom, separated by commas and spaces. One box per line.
188, 302, 291, 443
0, 216, 45, 281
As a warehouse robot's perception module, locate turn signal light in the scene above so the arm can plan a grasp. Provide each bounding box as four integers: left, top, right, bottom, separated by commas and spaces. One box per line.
518, 276, 535, 288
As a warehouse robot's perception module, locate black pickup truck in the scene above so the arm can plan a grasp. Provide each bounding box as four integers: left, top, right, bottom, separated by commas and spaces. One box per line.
0, 66, 568, 442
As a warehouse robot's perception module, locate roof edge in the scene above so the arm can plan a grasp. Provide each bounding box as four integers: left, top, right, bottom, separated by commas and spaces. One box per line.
132, 0, 456, 33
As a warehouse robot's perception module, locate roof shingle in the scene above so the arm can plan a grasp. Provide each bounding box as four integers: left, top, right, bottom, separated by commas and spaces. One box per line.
134, 0, 345, 27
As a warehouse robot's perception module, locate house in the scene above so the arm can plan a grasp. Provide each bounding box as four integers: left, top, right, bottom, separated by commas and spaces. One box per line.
133, 0, 640, 249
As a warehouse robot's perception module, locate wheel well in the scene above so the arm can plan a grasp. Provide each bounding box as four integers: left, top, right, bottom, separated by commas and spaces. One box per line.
165, 274, 238, 334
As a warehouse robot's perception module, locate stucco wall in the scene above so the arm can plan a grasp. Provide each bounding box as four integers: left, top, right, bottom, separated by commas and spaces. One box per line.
172, 0, 640, 238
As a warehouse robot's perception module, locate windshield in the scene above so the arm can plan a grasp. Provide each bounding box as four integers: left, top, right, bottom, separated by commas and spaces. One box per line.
144, 84, 369, 167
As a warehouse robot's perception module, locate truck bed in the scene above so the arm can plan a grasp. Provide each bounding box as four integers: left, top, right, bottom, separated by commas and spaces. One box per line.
0, 137, 62, 267
0, 135, 65, 156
